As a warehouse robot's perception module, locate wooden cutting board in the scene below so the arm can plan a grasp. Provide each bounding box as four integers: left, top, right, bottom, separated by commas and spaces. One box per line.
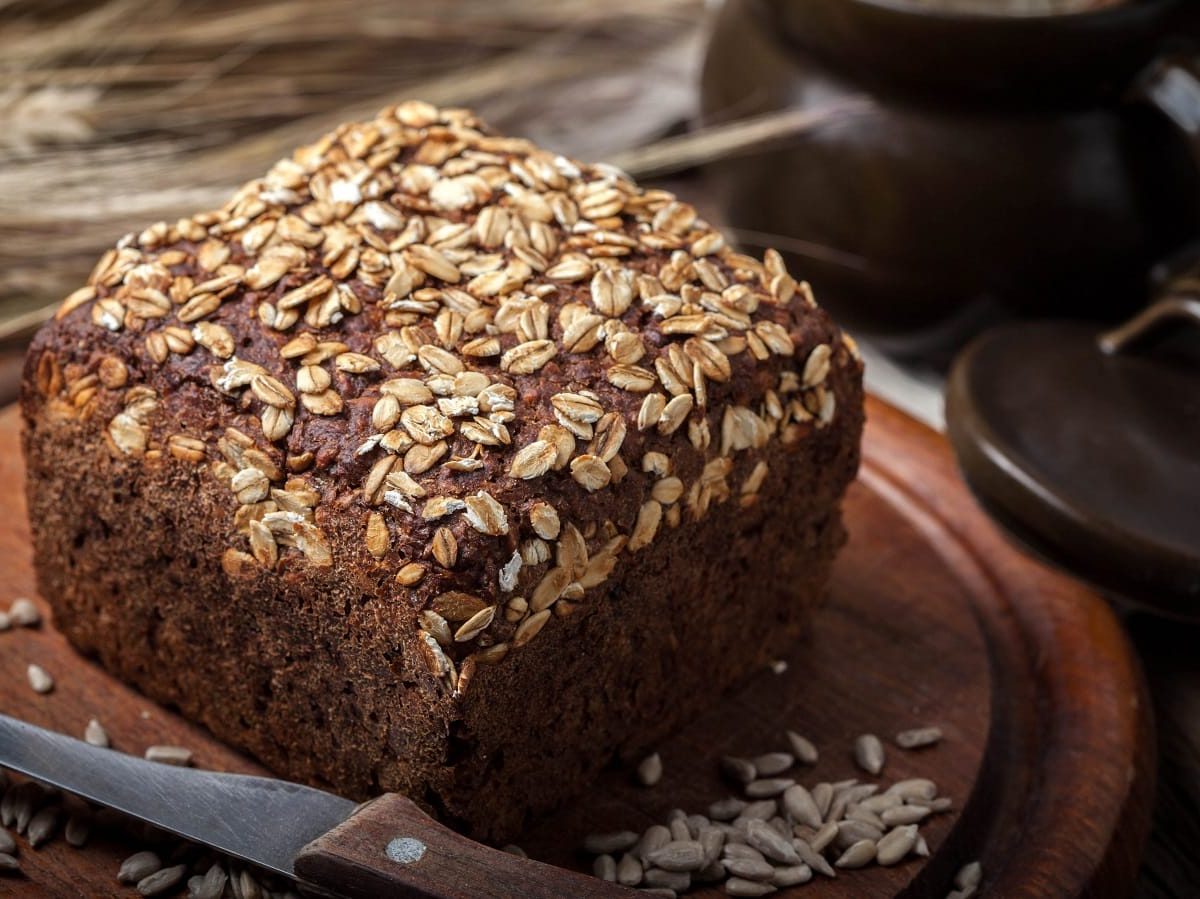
0, 397, 1152, 898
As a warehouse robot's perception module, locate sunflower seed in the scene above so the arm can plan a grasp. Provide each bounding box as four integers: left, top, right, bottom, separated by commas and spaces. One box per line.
84, 718, 110, 748
835, 839, 877, 869
772, 864, 813, 887
725, 877, 777, 896
584, 831, 639, 855
720, 756, 756, 785
845, 806, 885, 829
915, 835, 930, 857
138, 863, 187, 896
724, 857, 775, 881
617, 853, 643, 886
839, 817, 884, 843
896, 726, 943, 750
637, 753, 663, 787
736, 799, 778, 822
646, 841, 704, 872
593, 854, 617, 881
119, 850, 163, 883
27, 805, 59, 847
785, 731, 818, 765
752, 753, 793, 777
882, 804, 932, 826
145, 745, 193, 766
793, 838, 836, 877
948, 889, 978, 899
0, 788, 18, 827
876, 824, 919, 866
642, 867, 690, 891
190, 863, 228, 899
0, 853, 18, 873
857, 792, 902, 814
668, 818, 691, 843
808, 821, 839, 853
636, 825, 672, 862
887, 779, 938, 802
14, 782, 41, 833
746, 820, 800, 865
8, 598, 40, 627
955, 860, 983, 889
811, 783, 833, 819
501, 845, 527, 858
853, 734, 885, 775
65, 811, 91, 848
781, 784, 823, 829
27, 664, 53, 694
0, 829, 13, 854
709, 797, 746, 821
745, 778, 794, 799
696, 859, 726, 883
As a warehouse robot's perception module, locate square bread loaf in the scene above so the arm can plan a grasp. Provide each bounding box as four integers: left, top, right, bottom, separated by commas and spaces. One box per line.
21, 101, 863, 842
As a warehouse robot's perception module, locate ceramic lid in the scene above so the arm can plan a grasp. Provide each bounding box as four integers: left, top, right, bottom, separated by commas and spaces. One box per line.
945, 302, 1200, 614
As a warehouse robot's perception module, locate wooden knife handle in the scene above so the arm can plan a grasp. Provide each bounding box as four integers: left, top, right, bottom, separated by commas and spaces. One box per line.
293, 793, 632, 898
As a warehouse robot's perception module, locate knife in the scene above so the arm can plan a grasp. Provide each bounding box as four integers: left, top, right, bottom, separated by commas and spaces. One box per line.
0, 714, 626, 898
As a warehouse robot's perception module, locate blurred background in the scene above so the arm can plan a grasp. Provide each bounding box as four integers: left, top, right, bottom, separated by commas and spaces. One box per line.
2, 0, 1200, 895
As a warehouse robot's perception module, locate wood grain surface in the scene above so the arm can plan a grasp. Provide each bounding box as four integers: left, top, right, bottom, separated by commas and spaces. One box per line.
0, 397, 1152, 897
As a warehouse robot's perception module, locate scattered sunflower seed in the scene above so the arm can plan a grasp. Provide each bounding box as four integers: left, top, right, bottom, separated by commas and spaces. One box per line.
14, 782, 42, 833
0, 853, 18, 873
583, 831, 639, 855
768, 660, 788, 675
636, 825, 671, 861
751, 753, 793, 777
853, 734, 885, 775
642, 867, 690, 891
637, 752, 663, 787
9, 598, 40, 627
785, 731, 819, 766
896, 726, 944, 750
27, 805, 60, 847
835, 839, 877, 869
724, 857, 774, 881
138, 863, 187, 896
501, 844, 527, 858
725, 877, 777, 896
119, 850, 163, 884
792, 838, 836, 878
955, 860, 983, 889
772, 864, 813, 887
782, 784, 823, 829
593, 854, 617, 881
144, 745, 193, 767
876, 825, 919, 866
65, 811, 91, 848
617, 853, 643, 886
27, 664, 54, 694
708, 797, 746, 821
189, 863, 228, 899
808, 821, 839, 854
0, 829, 13, 854
745, 778, 794, 799
646, 841, 705, 873
882, 805, 932, 826
746, 820, 800, 865
84, 718, 110, 748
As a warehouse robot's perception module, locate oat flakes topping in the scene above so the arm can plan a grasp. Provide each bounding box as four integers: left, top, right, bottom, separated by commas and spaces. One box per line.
45, 101, 855, 684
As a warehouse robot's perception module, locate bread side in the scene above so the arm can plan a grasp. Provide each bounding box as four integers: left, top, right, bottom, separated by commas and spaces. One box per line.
21, 101, 863, 840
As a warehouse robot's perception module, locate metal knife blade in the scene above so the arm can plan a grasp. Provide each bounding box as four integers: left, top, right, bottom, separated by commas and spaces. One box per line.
0, 713, 356, 879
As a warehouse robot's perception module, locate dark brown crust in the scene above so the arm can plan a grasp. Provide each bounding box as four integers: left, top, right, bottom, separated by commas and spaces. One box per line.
19, 102, 864, 841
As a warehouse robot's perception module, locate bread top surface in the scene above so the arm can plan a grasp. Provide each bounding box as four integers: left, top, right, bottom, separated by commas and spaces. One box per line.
25, 101, 862, 687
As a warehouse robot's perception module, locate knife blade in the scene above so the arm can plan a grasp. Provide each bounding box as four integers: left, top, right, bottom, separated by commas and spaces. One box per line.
0, 713, 624, 899
0, 712, 354, 879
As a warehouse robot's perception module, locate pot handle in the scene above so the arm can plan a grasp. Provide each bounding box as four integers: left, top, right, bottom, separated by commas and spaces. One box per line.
1130, 54, 1200, 291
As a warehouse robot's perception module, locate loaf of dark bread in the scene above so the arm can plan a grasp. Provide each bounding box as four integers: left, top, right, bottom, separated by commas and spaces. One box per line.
21, 102, 863, 842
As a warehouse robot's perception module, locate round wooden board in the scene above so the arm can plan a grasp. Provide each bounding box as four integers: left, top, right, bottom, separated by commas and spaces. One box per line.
0, 398, 1152, 897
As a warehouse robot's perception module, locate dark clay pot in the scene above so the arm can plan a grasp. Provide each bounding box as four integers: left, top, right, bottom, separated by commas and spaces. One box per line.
701, 0, 1200, 360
